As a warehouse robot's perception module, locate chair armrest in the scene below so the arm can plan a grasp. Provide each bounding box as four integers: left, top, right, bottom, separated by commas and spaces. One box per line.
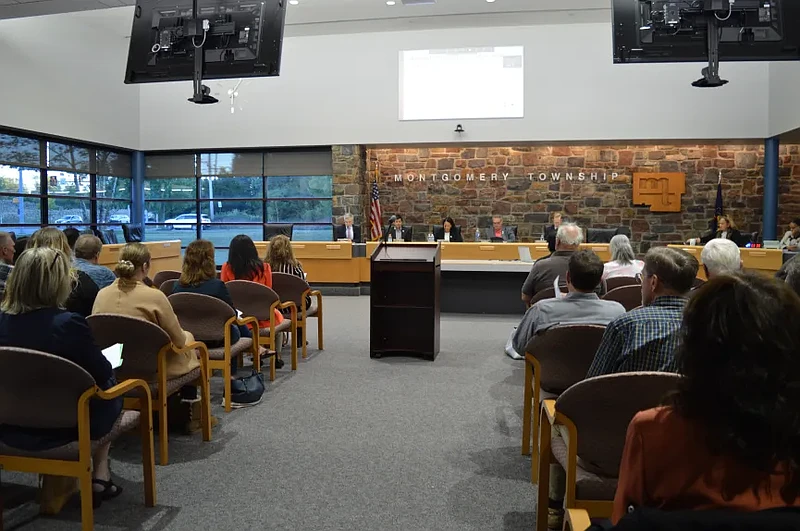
97, 378, 152, 400
310, 290, 322, 304
565, 509, 592, 531
235, 316, 259, 328
542, 399, 557, 424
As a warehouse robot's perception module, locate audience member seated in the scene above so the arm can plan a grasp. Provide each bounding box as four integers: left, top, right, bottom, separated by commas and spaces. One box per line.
74, 234, 116, 289
603, 234, 644, 280
28, 227, 98, 317
386, 214, 413, 242
612, 272, 800, 524
0, 246, 124, 502
433, 217, 463, 242
221, 234, 285, 369
92, 243, 203, 425
586, 247, 698, 377
698, 215, 743, 247
778, 256, 800, 296
509, 250, 625, 359
334, 213, 361, 242
172, 239, 257, 407
779, 218, 800, 251
63, 227, 80, 251
0, 231, 15, 297
267, 234, 311, 342
521, 223, 583, 306
491, 215, 516, 242
543, 212, 562, 253
700, 238, 742, 280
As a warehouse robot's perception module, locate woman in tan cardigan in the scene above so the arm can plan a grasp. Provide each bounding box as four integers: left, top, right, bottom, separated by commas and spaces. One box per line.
92, 243, 199, 379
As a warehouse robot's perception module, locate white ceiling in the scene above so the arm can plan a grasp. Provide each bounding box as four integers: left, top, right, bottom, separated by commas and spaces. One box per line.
0, 0, 612, 34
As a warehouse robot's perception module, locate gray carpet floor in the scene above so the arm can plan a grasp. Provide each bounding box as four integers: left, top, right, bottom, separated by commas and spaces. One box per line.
2, 296, 538, 530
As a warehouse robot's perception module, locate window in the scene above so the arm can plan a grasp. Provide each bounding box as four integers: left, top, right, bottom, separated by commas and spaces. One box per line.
145, 149, 334, 261
0, 131, 132, 243
399, 46, 524, 120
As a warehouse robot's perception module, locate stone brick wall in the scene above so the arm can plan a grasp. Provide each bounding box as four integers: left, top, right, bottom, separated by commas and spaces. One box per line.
332, 145, 369, 234
363, 145, 800, 253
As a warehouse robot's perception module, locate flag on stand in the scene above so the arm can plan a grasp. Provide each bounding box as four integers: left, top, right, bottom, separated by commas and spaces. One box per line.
369, 165, 383, 241
713, 170, 723, 233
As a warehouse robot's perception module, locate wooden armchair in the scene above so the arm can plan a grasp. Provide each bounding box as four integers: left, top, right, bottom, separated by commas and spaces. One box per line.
601, 285, 642, 311
272, 272, 324, 360
152, 270, 181, 288
564, 509, 592, 531
87, 314, 212, 466
168, 292, 261, 412
0, 347, 156, 531
522, 325, 606, 484
602, 276, 640, 293
226, 280, 298, 379
536, 372, 681, 531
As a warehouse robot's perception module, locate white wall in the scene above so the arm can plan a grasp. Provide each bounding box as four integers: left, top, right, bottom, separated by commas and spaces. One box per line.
139, 23, 771, 151
0, 7, 139, 149
769, 62, 800, 138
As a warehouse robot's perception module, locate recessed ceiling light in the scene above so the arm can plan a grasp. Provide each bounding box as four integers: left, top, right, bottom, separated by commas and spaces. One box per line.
386, 0, 396, 5
486, 0, 496, 2
289, 0, 299, 4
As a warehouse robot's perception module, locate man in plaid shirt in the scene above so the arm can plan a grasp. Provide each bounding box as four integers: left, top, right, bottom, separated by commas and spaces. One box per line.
586, 246, 698, 378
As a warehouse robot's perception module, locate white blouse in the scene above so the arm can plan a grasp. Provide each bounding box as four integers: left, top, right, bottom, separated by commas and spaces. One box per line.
603, 260, 645, 280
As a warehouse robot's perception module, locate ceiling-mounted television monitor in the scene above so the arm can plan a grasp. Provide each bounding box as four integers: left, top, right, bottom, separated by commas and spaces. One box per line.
612, 0, 800, 87
124, 0, 286, 86
612, 0, 800, 62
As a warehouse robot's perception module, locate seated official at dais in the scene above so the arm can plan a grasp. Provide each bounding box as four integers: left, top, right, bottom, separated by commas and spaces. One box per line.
386, 214, 413, 242
334, 213, 361, 242
779, 218, 800, 251
698, 215, 744, 247
433, 217, 463, 242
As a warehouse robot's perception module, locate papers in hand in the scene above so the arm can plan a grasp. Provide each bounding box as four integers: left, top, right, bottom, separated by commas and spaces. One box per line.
102, 343, 124, 369
553, 276, 565, 300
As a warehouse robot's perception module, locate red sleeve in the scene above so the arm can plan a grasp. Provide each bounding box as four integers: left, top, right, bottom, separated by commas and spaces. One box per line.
263, 263, 273, 288
220, 263, 233, 282
612, 413, 648, 524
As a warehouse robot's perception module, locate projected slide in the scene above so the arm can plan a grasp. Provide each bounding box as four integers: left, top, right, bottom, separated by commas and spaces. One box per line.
399, 46, 524, 121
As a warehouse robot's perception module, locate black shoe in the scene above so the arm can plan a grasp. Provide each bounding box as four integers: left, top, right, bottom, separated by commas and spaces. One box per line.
275, 357, 285, 369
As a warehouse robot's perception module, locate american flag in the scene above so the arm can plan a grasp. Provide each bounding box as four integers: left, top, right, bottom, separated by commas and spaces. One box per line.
369, 178, 383, 241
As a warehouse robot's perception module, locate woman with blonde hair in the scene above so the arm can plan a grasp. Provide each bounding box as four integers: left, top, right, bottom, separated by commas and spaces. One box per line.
698, 215, 744, 247
266, 234, 306, 278
27, 227, 99, 316
0, 246, 124, 502
93, 242, 199, 380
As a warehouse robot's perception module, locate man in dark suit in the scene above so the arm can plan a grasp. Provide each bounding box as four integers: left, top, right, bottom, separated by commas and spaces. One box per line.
387, 214, 413, 242
543, 212, 562, 253
334, 213, 361, 242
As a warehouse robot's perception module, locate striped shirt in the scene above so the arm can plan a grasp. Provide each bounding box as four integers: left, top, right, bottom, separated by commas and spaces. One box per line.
586, 296, 687, 378
270, 261, 305, 279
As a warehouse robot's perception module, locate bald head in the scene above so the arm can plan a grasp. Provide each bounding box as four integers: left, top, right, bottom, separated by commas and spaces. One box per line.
555, 222, 584, 251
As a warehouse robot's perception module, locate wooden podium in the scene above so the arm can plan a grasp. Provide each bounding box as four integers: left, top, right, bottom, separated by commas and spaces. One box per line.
370, 243, 441, 361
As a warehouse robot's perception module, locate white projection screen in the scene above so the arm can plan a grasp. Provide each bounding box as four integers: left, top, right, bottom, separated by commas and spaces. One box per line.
399, 46, 524, 121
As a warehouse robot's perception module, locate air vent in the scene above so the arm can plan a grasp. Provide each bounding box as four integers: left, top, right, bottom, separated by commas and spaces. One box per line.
402, 0, 437, 5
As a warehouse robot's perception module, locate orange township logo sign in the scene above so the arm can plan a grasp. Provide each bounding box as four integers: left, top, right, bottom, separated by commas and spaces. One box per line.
392, 171, 622, 183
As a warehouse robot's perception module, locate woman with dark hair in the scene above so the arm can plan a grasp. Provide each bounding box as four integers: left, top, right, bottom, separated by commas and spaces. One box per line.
433, 217, 463, 242
221, 234, 285, 368
612, 272, 800, 523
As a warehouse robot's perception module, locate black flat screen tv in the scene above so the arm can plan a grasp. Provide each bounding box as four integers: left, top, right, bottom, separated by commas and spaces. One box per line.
124, 0, 286, 84
612, 0, 800, 63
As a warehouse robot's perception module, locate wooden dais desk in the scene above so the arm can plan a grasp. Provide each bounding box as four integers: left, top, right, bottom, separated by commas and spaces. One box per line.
100, 240, 181, 277
667, 245, 783, 280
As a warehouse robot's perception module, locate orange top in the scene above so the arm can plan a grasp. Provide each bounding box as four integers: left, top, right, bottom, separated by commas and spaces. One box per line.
613, 406, 799, 523
220, 262, 284, 329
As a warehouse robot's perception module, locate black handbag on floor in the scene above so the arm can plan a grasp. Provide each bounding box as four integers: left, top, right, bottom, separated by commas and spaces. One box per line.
232, 371, 265, 406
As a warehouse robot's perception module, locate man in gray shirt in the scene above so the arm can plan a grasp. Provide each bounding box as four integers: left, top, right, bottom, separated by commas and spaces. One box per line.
521, 222, 583, 306
511, 249, 626, 356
